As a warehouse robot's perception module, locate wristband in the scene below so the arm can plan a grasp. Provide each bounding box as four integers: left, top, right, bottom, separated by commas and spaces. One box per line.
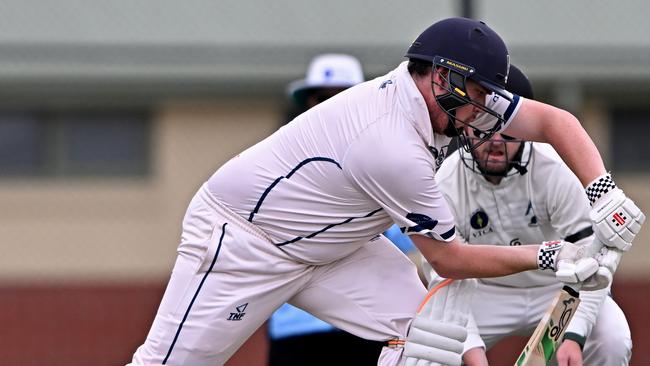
537, 240, 563, 270
585, 173, 616, 206
563, 332, 586, 351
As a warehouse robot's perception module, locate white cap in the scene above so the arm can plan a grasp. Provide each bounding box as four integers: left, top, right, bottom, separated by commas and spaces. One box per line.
288, 53, 364, 106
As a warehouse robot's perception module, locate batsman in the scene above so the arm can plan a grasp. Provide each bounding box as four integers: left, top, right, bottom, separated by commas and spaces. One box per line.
128, 18, 644, 366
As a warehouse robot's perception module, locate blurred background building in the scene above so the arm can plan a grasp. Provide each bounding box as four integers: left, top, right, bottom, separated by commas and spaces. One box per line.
0, 0, 648, 365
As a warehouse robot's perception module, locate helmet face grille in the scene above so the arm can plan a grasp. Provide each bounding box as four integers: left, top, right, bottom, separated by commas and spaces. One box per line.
461, 138, 532, 178
431, 66, 509, 151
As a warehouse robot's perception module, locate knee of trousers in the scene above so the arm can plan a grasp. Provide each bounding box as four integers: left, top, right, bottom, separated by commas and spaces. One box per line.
586, 335, 632, 364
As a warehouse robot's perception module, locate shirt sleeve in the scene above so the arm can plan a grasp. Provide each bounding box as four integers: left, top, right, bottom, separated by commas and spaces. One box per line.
342, 125, 456, 242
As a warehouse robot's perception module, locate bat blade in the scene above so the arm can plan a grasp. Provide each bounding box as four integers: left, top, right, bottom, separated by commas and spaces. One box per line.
515, 285, 580, 366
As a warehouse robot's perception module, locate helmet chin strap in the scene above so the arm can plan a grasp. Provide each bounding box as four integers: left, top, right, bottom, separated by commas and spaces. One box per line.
508, 142, 528, 175
433, 68, 471, 137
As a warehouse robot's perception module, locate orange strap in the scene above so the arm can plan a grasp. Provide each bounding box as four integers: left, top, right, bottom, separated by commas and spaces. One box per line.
415, 278, 455, 314
386, 338, 406, 348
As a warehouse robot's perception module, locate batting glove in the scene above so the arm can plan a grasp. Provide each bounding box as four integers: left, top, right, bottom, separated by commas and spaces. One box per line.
537, 240, 604, 289
586, 174, 645, 252
403, 278, 477, 366
580, 266, 613, 291
597, 246, 624, 276
575, 237, 625, 291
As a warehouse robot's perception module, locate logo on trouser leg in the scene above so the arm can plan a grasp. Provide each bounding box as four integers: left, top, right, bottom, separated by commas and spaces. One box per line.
227, 303, 248, 321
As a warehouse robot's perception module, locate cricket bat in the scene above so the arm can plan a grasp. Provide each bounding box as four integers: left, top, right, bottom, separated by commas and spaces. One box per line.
515, 285, 580, 366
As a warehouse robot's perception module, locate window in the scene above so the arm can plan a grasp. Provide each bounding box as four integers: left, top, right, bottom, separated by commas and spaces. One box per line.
0, 110, 150, 177
0, 113, 46, 175
610, 108, 650, 172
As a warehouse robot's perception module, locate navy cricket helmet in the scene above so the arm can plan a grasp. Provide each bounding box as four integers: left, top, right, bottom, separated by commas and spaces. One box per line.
406, 17, 510, 98
406, 18, 513, 150
463, 64, 535, 178
505, 64, 534, 100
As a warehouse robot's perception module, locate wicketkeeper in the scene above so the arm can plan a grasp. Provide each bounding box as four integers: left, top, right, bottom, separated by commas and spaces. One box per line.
421, 64, 632, 366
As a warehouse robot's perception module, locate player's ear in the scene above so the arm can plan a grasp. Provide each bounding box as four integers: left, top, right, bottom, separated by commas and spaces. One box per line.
433, 66, 449, 88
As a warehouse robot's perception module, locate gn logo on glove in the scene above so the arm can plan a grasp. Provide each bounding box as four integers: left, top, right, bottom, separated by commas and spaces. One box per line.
540, 240, 562, 251
611, 211, 627, 226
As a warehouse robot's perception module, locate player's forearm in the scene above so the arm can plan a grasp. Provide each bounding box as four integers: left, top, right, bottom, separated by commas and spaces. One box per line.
440, 244, 539, 279
462, 347, 489, 366
412, 236, 538, 279
504, 99, 606, 186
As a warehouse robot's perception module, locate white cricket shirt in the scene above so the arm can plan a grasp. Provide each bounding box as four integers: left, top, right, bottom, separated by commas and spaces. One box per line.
435, 143, 595, 287
433, 142, 607, 337
207, 61, 516, 264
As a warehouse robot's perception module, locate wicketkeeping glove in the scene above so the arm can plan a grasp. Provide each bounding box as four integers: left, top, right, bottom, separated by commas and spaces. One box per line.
586, 174, 645, 252
403, 278, 477, 366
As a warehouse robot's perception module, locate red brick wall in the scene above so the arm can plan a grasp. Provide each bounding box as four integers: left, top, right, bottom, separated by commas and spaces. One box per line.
0, 278, 645, 366
0, 283, 266, 366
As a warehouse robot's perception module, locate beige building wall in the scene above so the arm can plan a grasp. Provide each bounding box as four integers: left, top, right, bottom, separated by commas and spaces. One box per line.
0, 96, 647, 285
0, 99, 281, 284
580, 100, 650, 277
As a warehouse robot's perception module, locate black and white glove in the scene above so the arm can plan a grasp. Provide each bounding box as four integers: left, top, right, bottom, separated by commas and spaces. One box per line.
586, 174, 645, 252
403, 278, 477, 366
537, 240, 609, 290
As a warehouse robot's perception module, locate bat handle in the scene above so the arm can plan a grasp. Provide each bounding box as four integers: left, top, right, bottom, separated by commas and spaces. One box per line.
562, 284, 580, 297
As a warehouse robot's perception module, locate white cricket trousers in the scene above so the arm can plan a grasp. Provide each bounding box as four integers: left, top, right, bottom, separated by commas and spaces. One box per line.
129, 184, 426, 366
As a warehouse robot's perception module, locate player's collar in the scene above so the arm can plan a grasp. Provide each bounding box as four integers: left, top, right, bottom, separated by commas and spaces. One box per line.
393, 61, 434, 146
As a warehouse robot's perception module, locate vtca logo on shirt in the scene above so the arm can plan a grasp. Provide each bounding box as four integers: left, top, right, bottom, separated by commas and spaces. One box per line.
470, 209, 493, 238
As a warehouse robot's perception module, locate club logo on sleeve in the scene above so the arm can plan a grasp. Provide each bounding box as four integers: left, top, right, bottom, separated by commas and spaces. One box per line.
470, 209, 493, 238
405, 212, 438, 233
